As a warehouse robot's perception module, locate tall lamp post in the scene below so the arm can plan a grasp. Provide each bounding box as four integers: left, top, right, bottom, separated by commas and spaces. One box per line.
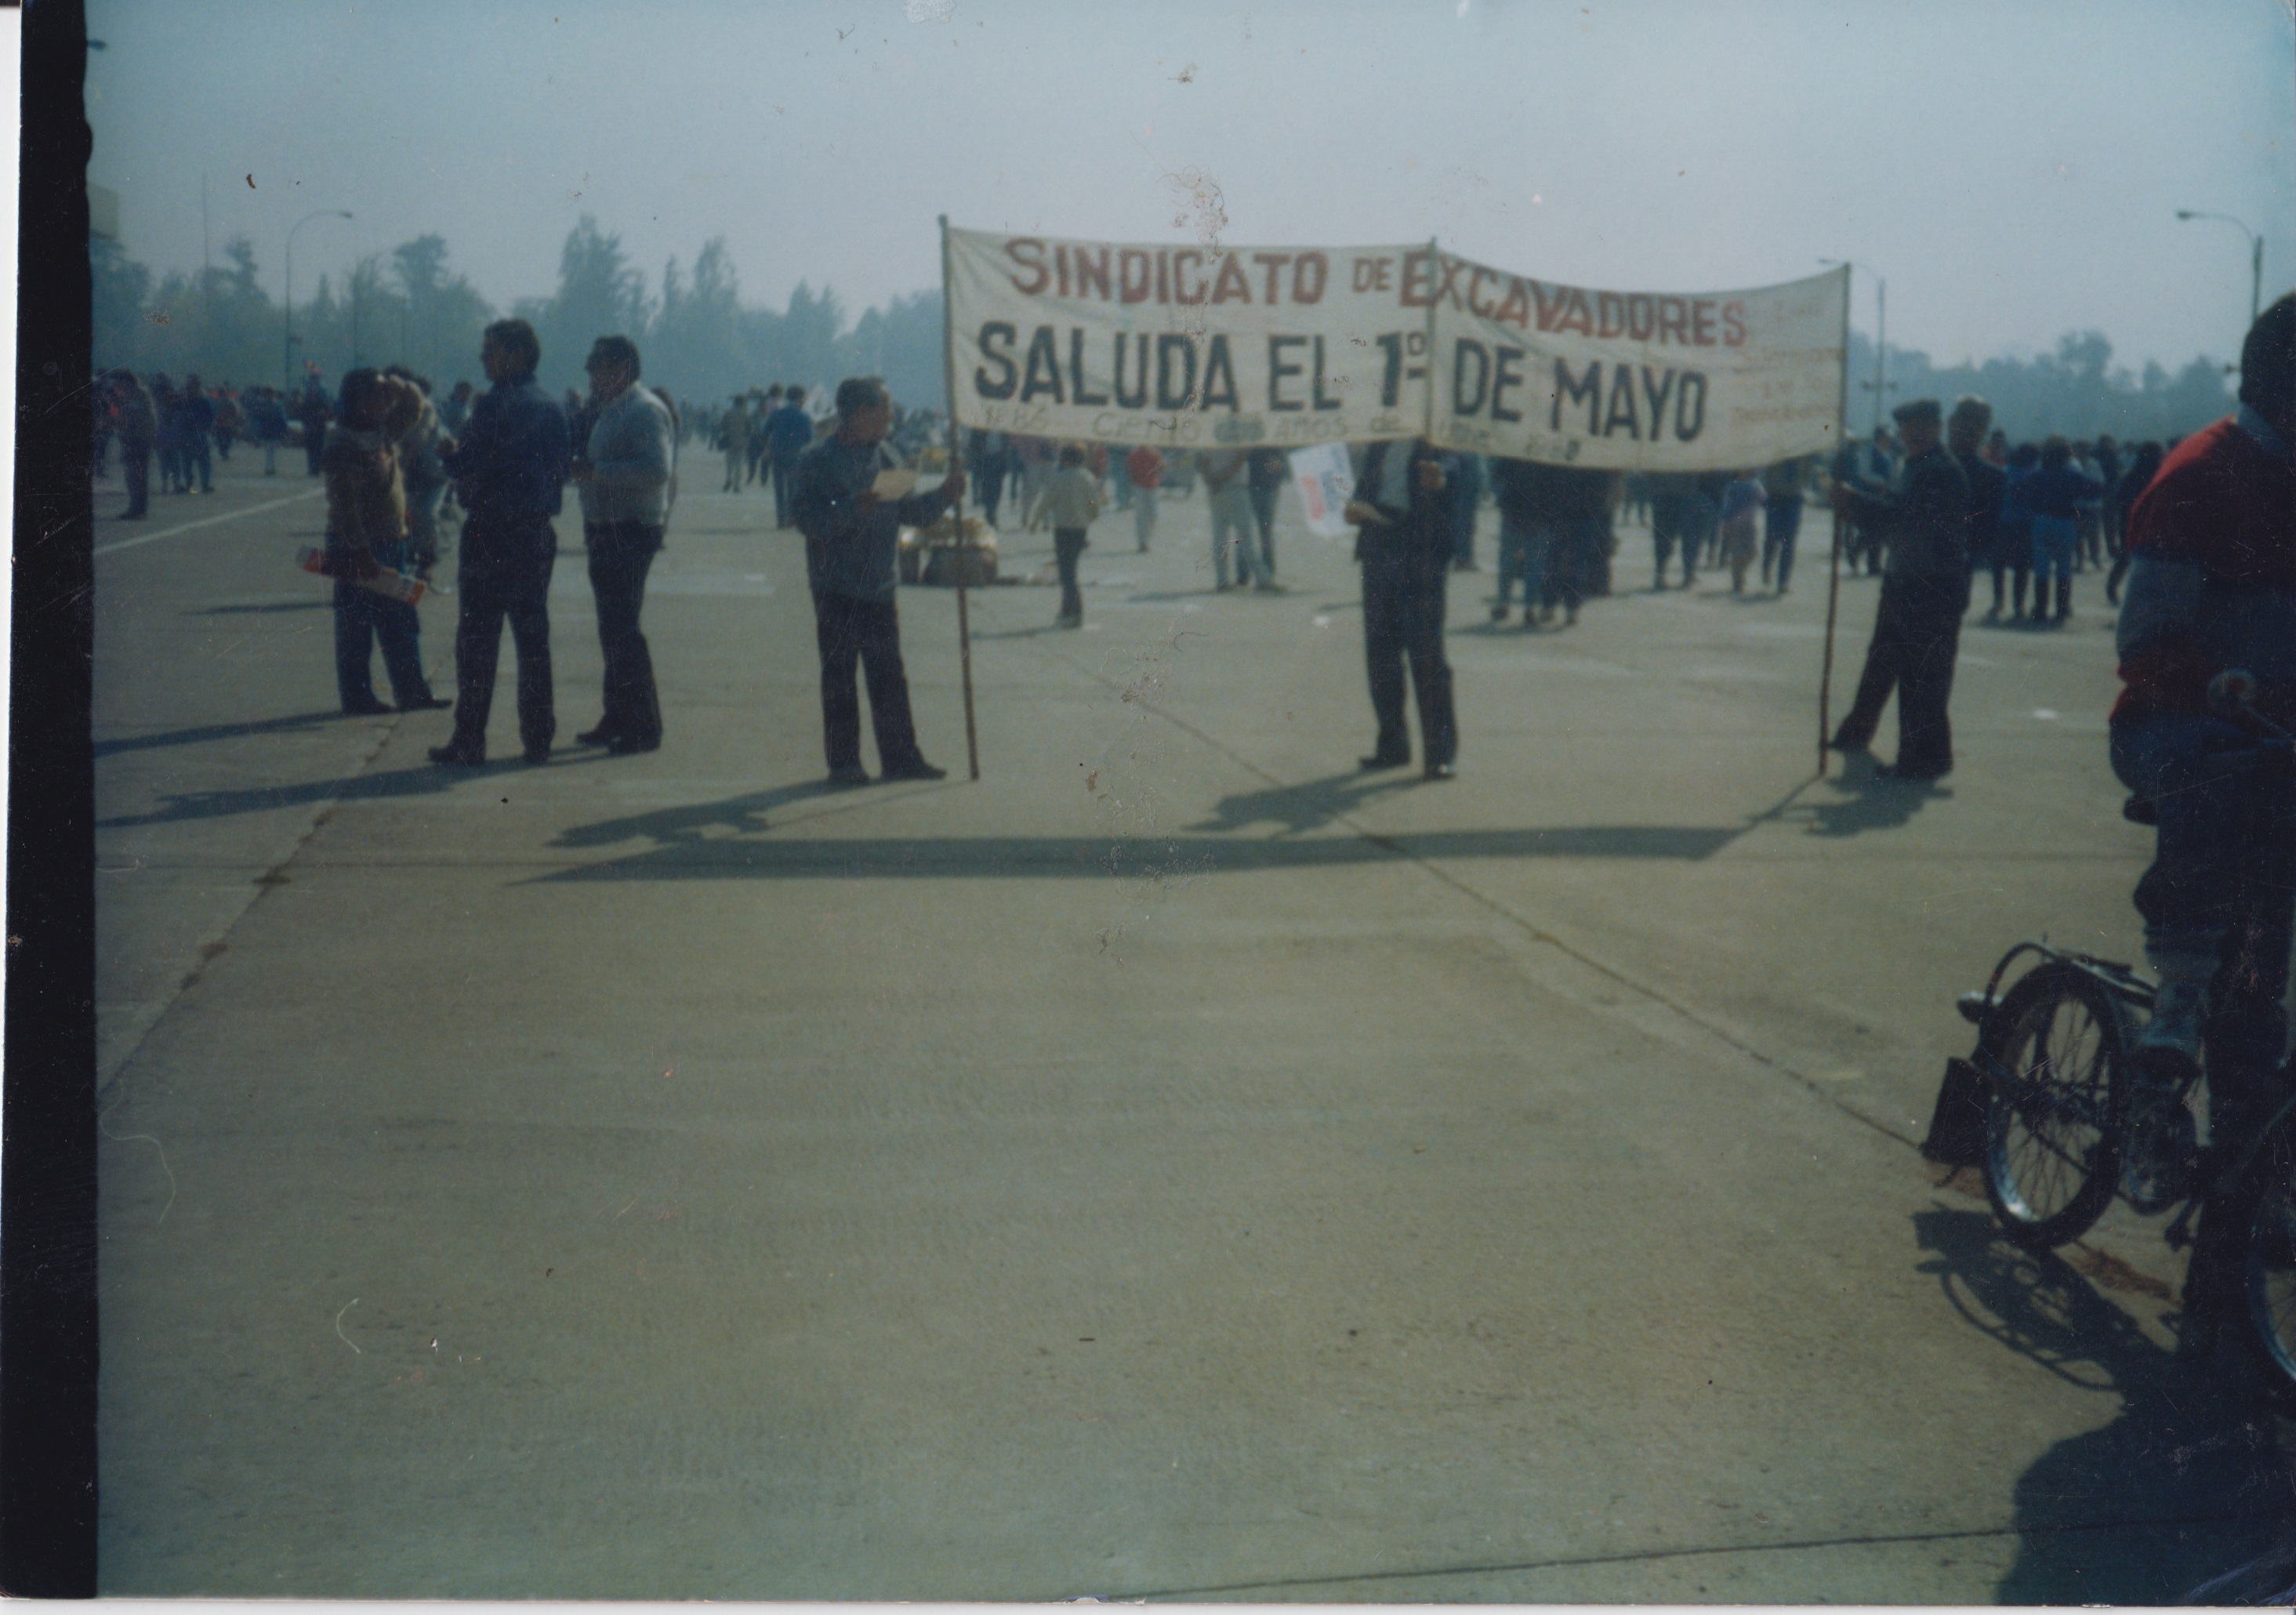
1819, 258, 1890, 434
2175, 209, 2265, 328
283, 209, 354, 392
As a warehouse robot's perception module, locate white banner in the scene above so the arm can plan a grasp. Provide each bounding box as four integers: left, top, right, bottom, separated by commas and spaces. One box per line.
945, 226, 1433, 450
1428, 257, 1848, 472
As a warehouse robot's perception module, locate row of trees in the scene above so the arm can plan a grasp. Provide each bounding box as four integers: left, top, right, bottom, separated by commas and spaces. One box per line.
92, 215, 947, 408
1844, 328, 2240, 447
95, 218, 2242, 444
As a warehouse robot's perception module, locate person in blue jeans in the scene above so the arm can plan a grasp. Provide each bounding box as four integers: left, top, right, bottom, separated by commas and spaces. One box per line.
1489, 456, 1551, 623
2019, 436, 2102, 625
766, 385, 816, 528
1759, 457, 1808, 593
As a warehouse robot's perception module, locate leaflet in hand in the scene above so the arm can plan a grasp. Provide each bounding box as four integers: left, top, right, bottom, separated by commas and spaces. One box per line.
299, 546, 428, 604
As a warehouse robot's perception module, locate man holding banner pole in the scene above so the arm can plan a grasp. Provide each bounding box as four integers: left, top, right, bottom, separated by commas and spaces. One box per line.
1347, 437, 1460, 781
789, 377, 964, 789
1824, 397, 1973, 782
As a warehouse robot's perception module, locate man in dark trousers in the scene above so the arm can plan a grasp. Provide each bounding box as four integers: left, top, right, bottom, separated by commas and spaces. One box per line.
571, 334, 676, 755
1946, 395, 2006, 621
431, 318, 571, 766
767, 384, 816, 528
1826, 397, 1973, 780
789, 377, 965, 787
1346, 437, 1460, 780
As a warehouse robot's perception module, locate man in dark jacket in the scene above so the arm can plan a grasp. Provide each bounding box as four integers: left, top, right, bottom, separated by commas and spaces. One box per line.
1826, 397, 1973, 780
1347, 438, 1460, 778
430, 318, 571, 766
1946, 396, 2007, 613
789, 377, 965, 786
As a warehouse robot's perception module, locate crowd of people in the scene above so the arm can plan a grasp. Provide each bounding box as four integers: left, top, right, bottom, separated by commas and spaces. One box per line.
91, 327, 2232, 798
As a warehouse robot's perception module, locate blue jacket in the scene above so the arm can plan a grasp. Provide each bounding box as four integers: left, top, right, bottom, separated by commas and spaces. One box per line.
441, 374, 570, 527
2018, 464, 2102, 521
766, 404, 816, 461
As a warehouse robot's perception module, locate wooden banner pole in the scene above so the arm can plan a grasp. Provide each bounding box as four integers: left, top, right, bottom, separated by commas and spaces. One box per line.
1816, 263, 1852, 778
939, 213, 981, 782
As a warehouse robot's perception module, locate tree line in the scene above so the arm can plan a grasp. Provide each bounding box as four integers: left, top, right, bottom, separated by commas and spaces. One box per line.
1843, 328, 2239, 445
94, 216, 2241, 445
92, 214, 947, 409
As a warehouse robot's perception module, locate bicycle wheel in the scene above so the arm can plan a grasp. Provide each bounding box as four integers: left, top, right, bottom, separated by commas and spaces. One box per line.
2240, 1118, 2296, 1403
1980, 962, 2130, 1250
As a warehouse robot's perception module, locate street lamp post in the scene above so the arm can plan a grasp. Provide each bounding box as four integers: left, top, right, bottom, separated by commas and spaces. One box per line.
2176, 209, 2265, 328
283, 209, 354, 392
1819, 258, 1889, 434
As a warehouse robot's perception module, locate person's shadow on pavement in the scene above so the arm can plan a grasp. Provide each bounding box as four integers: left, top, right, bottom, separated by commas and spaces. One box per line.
1777, 751, 1951, 837
1189, 768, 1425, 837
1910, 1205, 2296, 1603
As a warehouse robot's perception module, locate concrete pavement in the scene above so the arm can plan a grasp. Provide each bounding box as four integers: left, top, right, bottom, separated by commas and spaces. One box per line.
91, 452, 2294, 1599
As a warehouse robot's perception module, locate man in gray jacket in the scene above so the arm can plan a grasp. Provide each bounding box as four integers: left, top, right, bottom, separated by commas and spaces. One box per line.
571, 335, 676, 754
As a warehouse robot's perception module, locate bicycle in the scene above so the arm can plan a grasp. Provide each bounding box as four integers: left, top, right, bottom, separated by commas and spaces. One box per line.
1929, 690, 2296, 1400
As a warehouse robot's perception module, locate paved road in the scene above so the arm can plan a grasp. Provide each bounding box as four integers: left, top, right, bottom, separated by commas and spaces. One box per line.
91, 452, 2291, 1599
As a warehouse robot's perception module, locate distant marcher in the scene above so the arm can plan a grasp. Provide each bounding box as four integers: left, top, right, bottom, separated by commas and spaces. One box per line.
1347, 438, 1459, 778
767, 386, 815, 528
151, 376, 183, 492
1248, 447, 1288, 583
1991, 441, 2040, 619
1125, 443, 1164, 552
114, 372, 156, 519
248, 387, 289, 476
2105, 441, 2167, 604
212, 387, 241, 462
430, 318, 572, 767
1543, 468, 1617, 625
386, 368, 451, 574
571, 335, 675, 754
1760, 456, 1810, 593
179, 376, 217, 492
970, 428, 1011, 525
750, 386, 781, 488
1489, 455, 1551, 623
323, 369, 446, 715
1826, 398, 1973, 780
2020, 437, 2104, 625
1647, 472, 1697, 590
1043, 441, 1102, 629
1717, 470, 1764, 593
1199, 448, 1267, 590
297, 381, 332, 477
1946, 397, 2006, 623
720, 396, 753, 493
1447, 452, 1484, 572
789, 376, 965, 786
2094, 433, 2125, 558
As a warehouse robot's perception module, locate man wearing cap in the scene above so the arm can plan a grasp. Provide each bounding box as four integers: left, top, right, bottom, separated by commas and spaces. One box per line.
788, 376, 965, 787
1826, 397, 1972, 781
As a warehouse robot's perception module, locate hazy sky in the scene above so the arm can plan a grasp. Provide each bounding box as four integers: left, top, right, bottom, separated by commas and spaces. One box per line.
87, 0, 2294, 372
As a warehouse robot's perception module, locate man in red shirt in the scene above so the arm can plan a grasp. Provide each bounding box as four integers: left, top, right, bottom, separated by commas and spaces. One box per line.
2108, 294, 2296, 1309
1126, 444, 1165, 553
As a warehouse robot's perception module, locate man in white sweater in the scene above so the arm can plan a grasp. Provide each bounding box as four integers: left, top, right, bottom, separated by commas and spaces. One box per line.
571, 335, 676, 754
